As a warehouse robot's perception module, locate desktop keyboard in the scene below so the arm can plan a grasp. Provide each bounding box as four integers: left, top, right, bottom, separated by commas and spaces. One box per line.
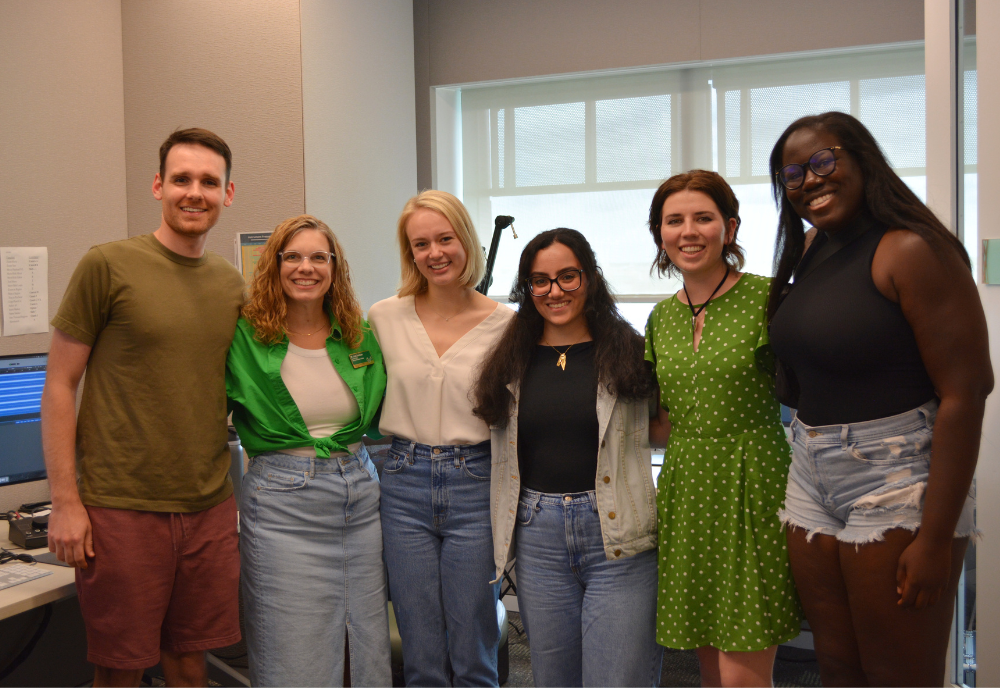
0, 563, 52, 591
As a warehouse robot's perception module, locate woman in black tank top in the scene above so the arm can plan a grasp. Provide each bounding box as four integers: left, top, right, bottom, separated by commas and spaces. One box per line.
766, 112, 991, 686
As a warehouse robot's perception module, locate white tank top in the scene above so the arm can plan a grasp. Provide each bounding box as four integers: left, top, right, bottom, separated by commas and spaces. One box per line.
279, 342, 361, 458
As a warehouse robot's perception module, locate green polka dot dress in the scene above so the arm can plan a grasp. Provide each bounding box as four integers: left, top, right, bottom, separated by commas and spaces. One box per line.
644, 273, 801, 652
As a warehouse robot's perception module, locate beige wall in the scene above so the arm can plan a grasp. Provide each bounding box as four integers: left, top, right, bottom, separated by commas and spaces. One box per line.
0, 0, 418, 513
0, 0, 128, 509
121, 0, 306, 260
413, 0, 925, 188
976, 1, 999, 683
301, 0, 418, 309
0, 0, 128, 356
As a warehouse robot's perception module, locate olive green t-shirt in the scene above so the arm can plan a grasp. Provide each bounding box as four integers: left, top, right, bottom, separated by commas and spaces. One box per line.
52, 234, 244, 512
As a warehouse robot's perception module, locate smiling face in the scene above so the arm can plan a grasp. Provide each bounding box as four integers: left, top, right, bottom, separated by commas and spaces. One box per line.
781, 127, 865, 233
279, 229, 333, 307
152, 143, 234, 239
529, 241, 588, 337
659, 189, 737, 279
406, 208, 468, 289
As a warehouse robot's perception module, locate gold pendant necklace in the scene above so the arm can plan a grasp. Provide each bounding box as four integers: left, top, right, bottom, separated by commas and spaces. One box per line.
544, 342, 576, 371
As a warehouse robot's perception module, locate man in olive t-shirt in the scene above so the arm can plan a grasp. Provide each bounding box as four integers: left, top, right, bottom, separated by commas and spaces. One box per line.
41, 128, 244, 687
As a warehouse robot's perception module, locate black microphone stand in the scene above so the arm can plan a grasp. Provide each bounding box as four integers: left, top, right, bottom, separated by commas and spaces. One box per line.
475, 215, 517, 294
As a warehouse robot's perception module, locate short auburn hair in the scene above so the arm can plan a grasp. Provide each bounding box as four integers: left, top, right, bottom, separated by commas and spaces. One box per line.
159, 127, 232, 183
395, 190, 485, 296
648, 169, 745, 277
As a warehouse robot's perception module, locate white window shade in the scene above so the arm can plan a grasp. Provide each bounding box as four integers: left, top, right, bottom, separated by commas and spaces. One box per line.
965, 69, 977, 166
859, 75, 926, 169
748, 82, 851, 176
515, 102, 586, 186
596, 95, 672, 183
452, 43, 946, 307
724, 90, 741, 179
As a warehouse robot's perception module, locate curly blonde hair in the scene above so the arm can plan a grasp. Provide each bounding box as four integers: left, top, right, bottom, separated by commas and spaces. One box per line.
241, 215, 364, 348
396, 190, 485, 296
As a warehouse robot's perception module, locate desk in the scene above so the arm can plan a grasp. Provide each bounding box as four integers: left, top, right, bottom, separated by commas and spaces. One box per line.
0, 533, 249, 687
0, 535, 89, 687
0, 535, 75, 622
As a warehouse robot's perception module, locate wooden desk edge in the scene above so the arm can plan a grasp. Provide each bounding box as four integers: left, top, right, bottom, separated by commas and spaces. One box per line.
0, 576, 77, 621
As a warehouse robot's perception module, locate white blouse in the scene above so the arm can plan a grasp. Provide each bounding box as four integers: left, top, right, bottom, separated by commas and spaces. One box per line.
368, 295, 514, 446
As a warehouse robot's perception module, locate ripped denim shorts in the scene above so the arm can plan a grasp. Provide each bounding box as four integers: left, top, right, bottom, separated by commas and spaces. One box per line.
778, 399, 977, 544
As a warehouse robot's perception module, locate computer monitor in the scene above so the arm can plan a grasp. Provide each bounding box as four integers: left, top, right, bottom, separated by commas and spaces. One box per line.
0, 353, 47, 486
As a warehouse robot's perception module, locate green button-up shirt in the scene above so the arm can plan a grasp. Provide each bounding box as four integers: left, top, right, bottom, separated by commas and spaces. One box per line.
226, 315, 386, 458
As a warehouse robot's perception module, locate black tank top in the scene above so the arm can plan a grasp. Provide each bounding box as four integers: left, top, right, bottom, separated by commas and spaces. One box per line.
769, 217, 936, 426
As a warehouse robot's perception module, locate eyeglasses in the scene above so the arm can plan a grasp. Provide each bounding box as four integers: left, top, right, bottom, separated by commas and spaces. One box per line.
278, 250, 334, 266
776, 147, 844, 190
527, 269, 584, 296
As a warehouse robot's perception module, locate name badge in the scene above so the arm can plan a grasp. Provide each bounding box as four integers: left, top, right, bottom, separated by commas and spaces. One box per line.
349, 351, 375, 368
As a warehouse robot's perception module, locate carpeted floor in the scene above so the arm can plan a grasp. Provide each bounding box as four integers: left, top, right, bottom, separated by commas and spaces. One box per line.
504, 611, 821, 687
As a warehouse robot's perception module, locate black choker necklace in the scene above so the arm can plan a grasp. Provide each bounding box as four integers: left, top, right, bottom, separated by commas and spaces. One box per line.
682, 266, 730, 332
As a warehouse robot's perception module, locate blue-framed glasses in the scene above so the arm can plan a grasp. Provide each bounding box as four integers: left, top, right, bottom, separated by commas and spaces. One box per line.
776, 147, 844, 190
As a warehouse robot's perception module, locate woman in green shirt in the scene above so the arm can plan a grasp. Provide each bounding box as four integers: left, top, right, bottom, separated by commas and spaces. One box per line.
226, 215, 390, 687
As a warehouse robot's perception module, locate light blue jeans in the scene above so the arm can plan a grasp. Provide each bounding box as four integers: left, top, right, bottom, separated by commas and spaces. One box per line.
381, 438, 500, 686
240, 447, 391, 687
515, 488, 663, 688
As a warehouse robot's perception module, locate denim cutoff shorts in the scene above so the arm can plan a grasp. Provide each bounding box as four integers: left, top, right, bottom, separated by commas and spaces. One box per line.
778, 399, 977, 544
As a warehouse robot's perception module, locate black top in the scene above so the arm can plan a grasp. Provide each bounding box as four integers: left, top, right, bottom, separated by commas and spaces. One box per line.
517, 342, 599, 493
769, 216, 936, 426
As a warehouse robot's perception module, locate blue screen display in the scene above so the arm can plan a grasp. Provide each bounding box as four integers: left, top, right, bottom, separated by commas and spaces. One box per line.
0, 354, 47, 486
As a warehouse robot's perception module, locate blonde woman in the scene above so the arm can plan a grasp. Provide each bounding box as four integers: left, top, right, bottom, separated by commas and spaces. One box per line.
226, 215, 390, 687
368, 191, 514, 685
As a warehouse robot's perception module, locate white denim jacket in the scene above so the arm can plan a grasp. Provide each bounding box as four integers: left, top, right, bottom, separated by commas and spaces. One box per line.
490, 381, 658, 583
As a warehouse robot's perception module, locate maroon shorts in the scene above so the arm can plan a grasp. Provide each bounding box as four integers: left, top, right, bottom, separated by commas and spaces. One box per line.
76, 496, 241, 670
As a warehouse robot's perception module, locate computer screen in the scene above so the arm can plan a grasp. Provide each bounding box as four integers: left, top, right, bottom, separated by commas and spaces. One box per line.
0, 353, 47, 486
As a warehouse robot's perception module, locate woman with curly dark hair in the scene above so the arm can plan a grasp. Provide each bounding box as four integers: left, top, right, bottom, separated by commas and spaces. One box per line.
767, 112, 991, 686
474, 228, 662, 687
226, 215, 390, 687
